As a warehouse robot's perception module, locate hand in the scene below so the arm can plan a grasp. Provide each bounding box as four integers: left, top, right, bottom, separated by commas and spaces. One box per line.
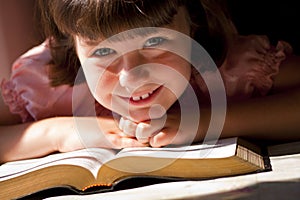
55, 116, 148, 153
118, 114, 167, 144
117, 102, 202, 147
149, 103, 201, 147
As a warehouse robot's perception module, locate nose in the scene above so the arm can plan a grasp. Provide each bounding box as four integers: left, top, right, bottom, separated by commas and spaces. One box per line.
120, 50, 145, 72
119, 51, 150, 89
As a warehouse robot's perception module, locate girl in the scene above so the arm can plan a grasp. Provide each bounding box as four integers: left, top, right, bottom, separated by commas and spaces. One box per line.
1, 0, 300, 163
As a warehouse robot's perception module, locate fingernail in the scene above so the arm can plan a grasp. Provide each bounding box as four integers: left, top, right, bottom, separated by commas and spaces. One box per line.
119, 117, 124, 129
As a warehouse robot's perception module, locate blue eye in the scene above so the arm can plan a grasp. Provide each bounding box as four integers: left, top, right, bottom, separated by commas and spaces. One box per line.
93, 48, 116, 57
144, 37, 166, 48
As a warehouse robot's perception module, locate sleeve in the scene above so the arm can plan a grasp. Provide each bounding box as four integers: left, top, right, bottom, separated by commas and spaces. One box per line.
218, 35, 293, 101
0, 41, 74, 122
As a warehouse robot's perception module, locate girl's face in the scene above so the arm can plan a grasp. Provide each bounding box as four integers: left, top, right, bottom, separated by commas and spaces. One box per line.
75, 8, 192, 122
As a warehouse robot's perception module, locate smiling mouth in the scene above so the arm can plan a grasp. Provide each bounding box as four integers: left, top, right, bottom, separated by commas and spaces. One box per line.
117, 86, 162, 106
130, 86, 161, 102
131, 90, 154, 102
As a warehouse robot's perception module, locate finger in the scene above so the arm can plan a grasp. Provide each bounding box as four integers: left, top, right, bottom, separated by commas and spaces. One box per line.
118, 117, 137, 137
105, 133, 149, 148
149, 131, 172, 148
149, 128, 192, 148
135, 123, 152, 143
118, 117, 127, 137
135, 115, 167, 143
119, 137, 149, 148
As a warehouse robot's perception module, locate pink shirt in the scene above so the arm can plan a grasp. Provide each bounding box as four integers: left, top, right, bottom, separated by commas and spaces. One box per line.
1, 36, 292, 122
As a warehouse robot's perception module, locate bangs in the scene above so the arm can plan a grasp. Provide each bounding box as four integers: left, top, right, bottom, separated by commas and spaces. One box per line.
50, 0, 182, 40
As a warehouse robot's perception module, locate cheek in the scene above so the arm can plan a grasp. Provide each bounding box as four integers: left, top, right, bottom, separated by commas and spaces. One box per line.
175, 59, 191, 80
94, 71, 118, 106
159, 55, 191, 80
163, 57, 191, 98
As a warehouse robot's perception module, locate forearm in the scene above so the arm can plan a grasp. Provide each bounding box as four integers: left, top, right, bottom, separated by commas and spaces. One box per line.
222, 88, 300, 141
0, 116, 147, 163
0, 117, 90, 163
0, 119, 59, 163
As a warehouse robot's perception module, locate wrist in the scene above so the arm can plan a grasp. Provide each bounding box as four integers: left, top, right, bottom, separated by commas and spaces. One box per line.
42, 117, 81, 153
39, 117, 64, 152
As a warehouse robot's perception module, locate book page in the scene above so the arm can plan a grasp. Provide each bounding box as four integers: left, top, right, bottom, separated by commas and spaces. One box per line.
117, 137, 238, 159
0, 148, 117, 181
0, 138, 239, 181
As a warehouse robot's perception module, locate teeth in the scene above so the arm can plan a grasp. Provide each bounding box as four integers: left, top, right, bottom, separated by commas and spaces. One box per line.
132, 96, 141, 101
131, 91, 154, 102
141, 93, 150, 100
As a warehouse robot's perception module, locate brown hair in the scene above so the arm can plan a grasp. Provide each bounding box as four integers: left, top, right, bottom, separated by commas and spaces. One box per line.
37, 0, 236, 86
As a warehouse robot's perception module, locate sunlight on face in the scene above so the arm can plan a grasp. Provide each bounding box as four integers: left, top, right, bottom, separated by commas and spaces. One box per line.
72, 7, 226, 153
75, 9, 193, 122
76, 29, 191, 122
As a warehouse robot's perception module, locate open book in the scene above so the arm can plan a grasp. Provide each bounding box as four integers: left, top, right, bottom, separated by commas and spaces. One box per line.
0, 137, 269, 199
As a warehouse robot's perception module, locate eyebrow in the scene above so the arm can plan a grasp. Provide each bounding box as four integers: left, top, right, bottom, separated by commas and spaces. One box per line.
79, 27, 162, 46
106, 28, 160, 43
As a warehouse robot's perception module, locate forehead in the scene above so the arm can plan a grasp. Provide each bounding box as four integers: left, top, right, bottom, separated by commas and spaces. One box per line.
76, 7, 190, 46
77, 28, 169, 46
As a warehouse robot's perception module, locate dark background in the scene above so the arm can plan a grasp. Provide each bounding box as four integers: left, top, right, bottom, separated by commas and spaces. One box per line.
227, 0, 300, 55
